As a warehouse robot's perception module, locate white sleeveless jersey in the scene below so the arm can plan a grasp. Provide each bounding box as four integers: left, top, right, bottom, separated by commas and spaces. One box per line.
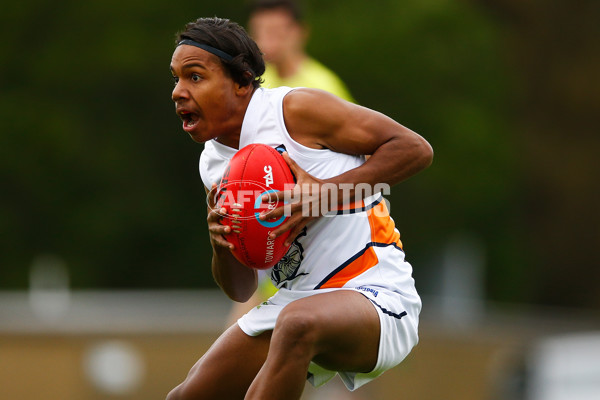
199, 87, 420, 310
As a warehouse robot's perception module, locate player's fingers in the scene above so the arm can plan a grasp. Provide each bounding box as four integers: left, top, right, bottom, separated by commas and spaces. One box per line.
284, 218, 311, 247
207, 224, 233, 251
283, 152, 318, 185
281, 151, 300, 173
259, 196, 304, 221
259, 203, 284, 221
208, 221, 231, 236
259, 188, 300, 220
207, 207, 226, 223
267, 212, 305, 239
211, 234, 234, 250
206, 183, 220, 209
261, 189, 285, 204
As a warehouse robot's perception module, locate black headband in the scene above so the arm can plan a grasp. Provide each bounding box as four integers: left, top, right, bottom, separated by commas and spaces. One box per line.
177, 39, 234, 62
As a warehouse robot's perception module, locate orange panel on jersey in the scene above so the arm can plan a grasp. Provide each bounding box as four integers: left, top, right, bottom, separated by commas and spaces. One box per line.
317, 199, 404, 290
368, 201, 402, 249
319, 245, 379, 289
334, 199, 365, 212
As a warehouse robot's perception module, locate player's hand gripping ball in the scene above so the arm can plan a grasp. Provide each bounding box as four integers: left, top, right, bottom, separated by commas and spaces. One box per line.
215, 144, 294, 269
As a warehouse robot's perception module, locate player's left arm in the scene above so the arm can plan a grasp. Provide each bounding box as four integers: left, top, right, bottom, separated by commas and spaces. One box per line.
264, 88, 433, 241
285, 88, 433, 186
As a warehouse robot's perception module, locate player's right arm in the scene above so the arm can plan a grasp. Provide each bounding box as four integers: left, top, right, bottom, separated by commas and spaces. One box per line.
206, 185, 257, 302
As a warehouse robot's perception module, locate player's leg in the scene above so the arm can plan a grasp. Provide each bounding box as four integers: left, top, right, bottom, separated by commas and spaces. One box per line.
245, 290, 380, 400
166, 323, 271, 400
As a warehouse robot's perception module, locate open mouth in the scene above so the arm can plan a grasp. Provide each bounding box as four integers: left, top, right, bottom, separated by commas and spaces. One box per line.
179, 110, 200, 131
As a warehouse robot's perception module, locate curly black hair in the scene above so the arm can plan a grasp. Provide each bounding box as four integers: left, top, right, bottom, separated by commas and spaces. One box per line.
176, 17, 265, 89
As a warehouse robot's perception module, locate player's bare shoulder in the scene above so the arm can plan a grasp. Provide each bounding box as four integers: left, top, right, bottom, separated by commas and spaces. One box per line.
283, 88, 352, 122
281, 88, 352, 149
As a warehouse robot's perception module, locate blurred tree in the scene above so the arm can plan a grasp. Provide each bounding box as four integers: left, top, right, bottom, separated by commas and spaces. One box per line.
0, 0, 236, 288
473, 0, 600, 308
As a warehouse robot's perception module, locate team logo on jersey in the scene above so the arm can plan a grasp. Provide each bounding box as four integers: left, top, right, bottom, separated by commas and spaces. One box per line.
271, 228, 307, 286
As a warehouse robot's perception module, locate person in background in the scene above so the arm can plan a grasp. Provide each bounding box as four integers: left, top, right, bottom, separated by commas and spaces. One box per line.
247, 0, 355, 102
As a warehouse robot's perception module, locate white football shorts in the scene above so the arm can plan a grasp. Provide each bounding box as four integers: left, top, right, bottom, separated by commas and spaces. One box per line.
237, 287, 420, 391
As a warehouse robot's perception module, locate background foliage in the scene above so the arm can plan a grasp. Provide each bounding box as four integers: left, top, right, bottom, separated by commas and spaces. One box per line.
1, 0, 598, 309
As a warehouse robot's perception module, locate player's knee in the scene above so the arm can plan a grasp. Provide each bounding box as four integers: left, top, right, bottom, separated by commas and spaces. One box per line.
275, 305, 319, 351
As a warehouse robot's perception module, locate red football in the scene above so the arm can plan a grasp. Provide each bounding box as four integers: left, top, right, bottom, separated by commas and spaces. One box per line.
215, 144, 294, 269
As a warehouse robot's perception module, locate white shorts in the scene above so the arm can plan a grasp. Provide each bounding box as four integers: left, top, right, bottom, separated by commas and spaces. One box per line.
237, 287, 420, 391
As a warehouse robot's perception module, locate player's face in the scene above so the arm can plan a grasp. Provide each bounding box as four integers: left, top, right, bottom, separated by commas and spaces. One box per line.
171, 45, 240, 144
248, 9, 304, 64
